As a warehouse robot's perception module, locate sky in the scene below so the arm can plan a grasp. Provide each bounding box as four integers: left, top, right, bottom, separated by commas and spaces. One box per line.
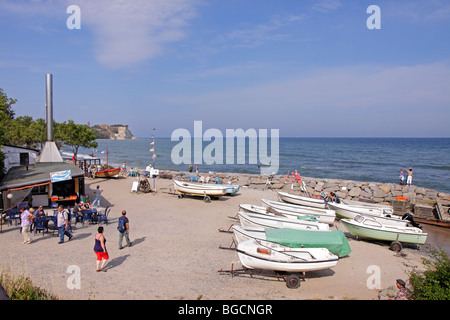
0, 0, 449, 138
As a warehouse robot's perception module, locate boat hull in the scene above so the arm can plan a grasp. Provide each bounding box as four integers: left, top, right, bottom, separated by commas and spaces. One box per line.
238, 211, 329, 231
173, 180, 227, 197
237, 239, 338, 272
327, 201, 401, 222
202, 184, 240, 194
277, 191, 327, 209
95, 167, 120, 178
261, 199, 336, 224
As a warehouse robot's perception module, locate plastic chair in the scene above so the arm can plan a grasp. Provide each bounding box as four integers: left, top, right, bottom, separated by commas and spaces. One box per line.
7, 209, 21, 226
81, 209, 92, 226
34, 217, 48, 236
97, 207, 110, 225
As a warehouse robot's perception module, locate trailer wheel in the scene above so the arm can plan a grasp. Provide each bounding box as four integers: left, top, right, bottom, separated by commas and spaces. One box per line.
204, 196, 211, 203
286, 274, 301, 289
178, 194, 184, 199
390, 241, 402, 252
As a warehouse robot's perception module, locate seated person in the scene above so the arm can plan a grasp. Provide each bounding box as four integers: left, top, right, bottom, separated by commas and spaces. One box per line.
72, 201, 85, 222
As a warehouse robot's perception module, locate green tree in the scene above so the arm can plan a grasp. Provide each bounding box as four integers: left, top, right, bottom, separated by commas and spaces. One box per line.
59, 120, 98, 160
408, 248, 450, 300
0, 88, 17, 179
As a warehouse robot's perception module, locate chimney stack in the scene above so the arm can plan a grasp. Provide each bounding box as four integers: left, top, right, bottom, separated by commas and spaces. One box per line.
38, 73, 63, 163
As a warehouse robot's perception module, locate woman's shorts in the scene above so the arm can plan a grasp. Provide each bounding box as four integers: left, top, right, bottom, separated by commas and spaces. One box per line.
95, 251, 109, 260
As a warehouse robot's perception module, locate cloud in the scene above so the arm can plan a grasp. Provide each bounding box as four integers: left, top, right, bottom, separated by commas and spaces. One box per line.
217, 14, 304, 48
312, 0, 342, 13
76, 0, 199, 69
0, 0, 200, 69
157, 61, 450, 136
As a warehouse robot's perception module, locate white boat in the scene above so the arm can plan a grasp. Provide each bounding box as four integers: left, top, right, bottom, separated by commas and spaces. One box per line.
340, 198, 394, 215
261, 199, 336, 224
173, 180, 227, 198
237, 211, 329, 231
232, 225, 351, 258
202, 184, 240, 194
326, 201, 402, 222
341, 215, 428, 249
236, 239, 339, 273
277, 191, 327, 209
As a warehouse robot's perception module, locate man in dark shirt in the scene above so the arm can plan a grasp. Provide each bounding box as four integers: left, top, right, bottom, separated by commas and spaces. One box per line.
118, 210, 132, 249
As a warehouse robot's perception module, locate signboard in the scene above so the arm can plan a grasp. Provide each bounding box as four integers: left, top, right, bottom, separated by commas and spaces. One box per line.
50, 170, 72, 183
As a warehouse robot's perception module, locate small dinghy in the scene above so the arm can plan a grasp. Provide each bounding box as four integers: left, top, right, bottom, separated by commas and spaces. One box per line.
237, 211, 329, 231
277, 191, 327, 209
232, 226, 351, 258
261, 199, 336, 224
236, 239, 339, 273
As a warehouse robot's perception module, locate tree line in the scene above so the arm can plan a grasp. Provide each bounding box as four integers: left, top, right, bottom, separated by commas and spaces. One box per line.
0, 88, 98, 180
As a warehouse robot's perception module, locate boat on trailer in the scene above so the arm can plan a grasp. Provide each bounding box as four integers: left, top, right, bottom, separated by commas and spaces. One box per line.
277, 191, 327, 209
236, 239, 339, 273
237, 211, 329, 231
341, 214, 428, 252
232, 225, 351, 258
261, 199, 336, 224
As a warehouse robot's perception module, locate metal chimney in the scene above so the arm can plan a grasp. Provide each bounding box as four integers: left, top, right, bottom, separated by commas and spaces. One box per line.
38, 73, 63, 163
45, 73, 53, 141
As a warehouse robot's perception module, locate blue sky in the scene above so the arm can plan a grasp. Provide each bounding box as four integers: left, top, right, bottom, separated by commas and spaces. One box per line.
0, 0, 449, 138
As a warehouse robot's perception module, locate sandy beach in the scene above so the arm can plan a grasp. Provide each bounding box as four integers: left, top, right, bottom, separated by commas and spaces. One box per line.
0, 175, 429, 300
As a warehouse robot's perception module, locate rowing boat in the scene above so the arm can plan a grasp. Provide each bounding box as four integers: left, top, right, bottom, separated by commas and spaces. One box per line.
173, 180, 227, 197
261, 199, 336, 224
237, 211, 329, 231
277, 191, 327, 209
236, 239, 339, 272
232, 226, 351, 258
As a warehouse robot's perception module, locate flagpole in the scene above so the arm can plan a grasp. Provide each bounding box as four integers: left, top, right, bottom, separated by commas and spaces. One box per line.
152, 128, 156, 189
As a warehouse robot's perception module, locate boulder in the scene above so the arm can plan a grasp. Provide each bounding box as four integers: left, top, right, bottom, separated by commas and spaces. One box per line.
379, 184, 391, 193
348, 187, 362, 197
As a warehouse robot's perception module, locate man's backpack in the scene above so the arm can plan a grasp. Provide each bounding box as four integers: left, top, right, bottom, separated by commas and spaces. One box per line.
117, 218, 126, 232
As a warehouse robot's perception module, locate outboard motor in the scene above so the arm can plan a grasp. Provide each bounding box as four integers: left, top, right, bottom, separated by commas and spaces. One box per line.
402, 212, 422, 229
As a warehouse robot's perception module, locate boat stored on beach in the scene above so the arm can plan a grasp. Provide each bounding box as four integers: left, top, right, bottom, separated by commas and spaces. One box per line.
173, 180, 227, 202
232, 226, 351, 258
236, 239, 339, 273
327, 201, 400, 220
277, 191, 327, 209
261, 199, 336, 224
95, 167, 121, 178
341, 215, 428, 252
237, 211, 329, 231
202, 184, 240, 194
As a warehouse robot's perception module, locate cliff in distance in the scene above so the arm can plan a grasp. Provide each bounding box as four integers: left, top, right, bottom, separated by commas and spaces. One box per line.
91, 124, 136, 140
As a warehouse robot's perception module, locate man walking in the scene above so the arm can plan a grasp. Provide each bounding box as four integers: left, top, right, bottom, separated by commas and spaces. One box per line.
57, 205, 72, 244
118, 210, 131, 249
92, 185, 103, 207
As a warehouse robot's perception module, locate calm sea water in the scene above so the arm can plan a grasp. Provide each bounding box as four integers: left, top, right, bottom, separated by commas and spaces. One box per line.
65, 137, 450, 194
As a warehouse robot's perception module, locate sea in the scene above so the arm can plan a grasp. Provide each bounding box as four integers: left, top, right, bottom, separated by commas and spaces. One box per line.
64, 137, 450, 194
63, 137, 450, 254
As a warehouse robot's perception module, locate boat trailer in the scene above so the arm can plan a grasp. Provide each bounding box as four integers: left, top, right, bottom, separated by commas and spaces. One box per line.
218, 262, 306, 289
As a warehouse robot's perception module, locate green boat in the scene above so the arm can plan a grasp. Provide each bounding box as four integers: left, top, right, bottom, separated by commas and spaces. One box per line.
341, 215, 428, 248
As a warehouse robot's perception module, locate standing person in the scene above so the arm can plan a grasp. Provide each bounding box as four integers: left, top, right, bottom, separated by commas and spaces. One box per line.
19, 206, 33, 244
399, 169, 405, 185
92, 185, 103, 208
56, 205, 73, 244
118, 210, 132, 249
405, 168, 413, 186
94, 226, 109, 272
